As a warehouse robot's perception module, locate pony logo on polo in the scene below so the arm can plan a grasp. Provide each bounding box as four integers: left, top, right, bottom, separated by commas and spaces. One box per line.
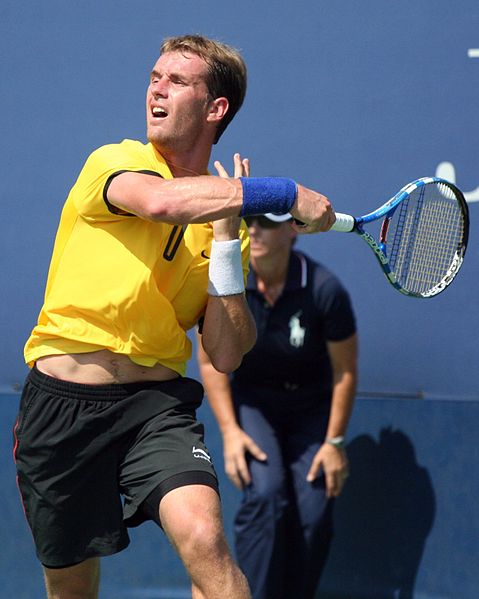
289, 311, 305, 348
192, 446, 212, 463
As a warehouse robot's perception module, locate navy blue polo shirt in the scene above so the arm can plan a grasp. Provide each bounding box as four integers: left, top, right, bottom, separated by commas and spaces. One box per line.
231, 250, 356, 408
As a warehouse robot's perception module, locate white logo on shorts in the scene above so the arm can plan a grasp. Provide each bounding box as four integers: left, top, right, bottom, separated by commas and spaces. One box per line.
192, 446, 212, 463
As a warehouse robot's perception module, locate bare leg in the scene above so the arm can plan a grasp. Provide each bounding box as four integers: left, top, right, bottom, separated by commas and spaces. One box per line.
160, 485, 251, 599
43, 558, 100, 599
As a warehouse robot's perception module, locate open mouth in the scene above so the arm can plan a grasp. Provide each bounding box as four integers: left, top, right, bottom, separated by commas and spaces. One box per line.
151, 106, 168, 119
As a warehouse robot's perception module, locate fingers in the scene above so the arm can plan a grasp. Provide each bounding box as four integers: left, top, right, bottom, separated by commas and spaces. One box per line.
214, 153, 250, 180
214, 160, 229, 178
245, 438, 267, 463
323, 209, 336, 232
225, 454, 250, 490
224, 432, 267, 490
324, 467, 349, 498
291, 185, 336, 233
226, 448, 259, 490
306, 459, 321, 483
307, 445, 349, 498
291, 221, 315, 234
212, 154, 248, 238
236, 154, 250, 178
292, 208, 335, 234
291, 213, 336, 234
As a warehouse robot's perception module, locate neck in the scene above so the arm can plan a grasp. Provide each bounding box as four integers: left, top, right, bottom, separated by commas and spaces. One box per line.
151, 138, 213, 178
251, 248, 291, 305
252, 245, 291, 283
164, 150, 211, 178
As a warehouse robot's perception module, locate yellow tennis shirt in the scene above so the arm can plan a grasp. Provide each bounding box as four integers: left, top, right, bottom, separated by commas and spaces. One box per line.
24, 139, 250, 376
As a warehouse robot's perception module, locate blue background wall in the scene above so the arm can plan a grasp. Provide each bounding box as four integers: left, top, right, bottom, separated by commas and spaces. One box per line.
1, 1, 478, 597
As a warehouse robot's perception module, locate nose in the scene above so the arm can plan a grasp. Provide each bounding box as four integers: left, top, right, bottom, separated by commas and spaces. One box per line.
150, 75, 168, 98
246, 221, 261, 237
246, 218, 261, 230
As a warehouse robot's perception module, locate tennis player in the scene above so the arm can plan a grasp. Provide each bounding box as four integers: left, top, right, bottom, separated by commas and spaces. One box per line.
198, 213, 357, 599
13, 34, 335, 599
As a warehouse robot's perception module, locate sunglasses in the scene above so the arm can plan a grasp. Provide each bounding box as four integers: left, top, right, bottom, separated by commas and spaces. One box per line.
244, 216, 287, 229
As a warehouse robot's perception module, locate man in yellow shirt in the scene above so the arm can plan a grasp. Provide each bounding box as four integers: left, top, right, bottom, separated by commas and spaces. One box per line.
14, 34, 335, 599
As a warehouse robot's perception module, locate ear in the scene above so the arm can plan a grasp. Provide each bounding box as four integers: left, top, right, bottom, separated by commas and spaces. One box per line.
206, 97, 229, 124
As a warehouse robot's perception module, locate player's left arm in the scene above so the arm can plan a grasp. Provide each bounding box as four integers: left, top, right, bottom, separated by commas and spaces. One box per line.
200, 288, 257, 373
306, 333, 358, 497
200, 154, 256, 373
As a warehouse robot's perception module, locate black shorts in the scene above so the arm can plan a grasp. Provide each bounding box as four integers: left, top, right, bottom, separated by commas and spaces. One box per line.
13, 367, 218, 568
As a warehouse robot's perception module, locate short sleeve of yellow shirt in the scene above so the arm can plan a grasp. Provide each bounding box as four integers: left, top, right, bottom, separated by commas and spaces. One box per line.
24, 140, 250, 376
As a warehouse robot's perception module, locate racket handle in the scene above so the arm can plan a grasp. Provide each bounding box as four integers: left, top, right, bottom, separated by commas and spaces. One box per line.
331, 212, 355, 232
293, 213, 356, 232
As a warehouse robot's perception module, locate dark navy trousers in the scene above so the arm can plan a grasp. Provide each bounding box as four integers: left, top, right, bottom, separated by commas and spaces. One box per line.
234, 394, 334, 599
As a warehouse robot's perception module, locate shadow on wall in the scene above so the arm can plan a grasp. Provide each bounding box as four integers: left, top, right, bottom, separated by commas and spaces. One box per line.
318, 428, 436, 599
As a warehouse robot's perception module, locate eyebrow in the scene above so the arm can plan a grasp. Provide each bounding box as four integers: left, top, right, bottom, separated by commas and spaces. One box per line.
150, 68, 204, 85
150, 69, 183, 80
150, 69, 168, 80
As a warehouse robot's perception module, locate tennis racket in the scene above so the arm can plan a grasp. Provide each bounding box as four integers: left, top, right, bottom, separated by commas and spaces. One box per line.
329, 177, 469, 298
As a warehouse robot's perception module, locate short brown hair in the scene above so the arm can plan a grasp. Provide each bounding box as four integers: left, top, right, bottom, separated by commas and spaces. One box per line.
160, 34, 247, 143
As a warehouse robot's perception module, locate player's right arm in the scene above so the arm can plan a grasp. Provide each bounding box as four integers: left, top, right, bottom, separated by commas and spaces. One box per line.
106, 170, 335, 232
197, 338, 267, 489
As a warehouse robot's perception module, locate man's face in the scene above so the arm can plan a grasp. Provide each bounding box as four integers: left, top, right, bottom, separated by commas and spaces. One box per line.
146, 51, 213, 153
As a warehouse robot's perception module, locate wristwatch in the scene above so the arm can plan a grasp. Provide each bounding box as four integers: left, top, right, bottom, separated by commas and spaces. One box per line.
325, 436, 345, 450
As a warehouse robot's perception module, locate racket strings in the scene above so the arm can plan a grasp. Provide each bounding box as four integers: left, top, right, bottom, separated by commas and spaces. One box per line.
388, 184, 465, 294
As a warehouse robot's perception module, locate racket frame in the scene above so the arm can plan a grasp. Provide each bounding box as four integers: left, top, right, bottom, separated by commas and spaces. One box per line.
332, 177, 469, 298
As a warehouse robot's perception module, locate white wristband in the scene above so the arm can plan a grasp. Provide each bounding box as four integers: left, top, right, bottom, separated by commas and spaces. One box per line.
207, 239, 245, 296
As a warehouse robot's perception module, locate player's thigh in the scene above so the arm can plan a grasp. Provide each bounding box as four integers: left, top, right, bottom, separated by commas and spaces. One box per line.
159, 484, 227, 552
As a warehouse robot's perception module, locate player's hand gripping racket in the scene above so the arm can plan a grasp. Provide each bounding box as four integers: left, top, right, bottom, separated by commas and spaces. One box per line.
328, 177, 469, 298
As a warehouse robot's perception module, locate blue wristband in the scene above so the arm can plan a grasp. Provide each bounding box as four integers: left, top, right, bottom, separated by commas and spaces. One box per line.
239, 177, 298, 217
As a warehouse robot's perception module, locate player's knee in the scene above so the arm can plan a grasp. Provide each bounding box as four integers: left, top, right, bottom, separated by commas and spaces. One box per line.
44, 559, 99, 599
45, 577, 98, 599
179, 512, 228, 560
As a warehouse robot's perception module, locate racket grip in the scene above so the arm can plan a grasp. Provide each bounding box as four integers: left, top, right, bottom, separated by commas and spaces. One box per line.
331, 212, 355, 232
